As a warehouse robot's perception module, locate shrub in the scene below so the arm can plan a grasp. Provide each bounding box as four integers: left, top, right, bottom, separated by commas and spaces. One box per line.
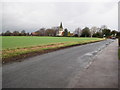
118, 37, 120, 47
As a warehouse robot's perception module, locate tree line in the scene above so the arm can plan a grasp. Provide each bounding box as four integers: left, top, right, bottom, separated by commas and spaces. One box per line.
1, 30, 30, 36
73, 25, 120, 38
1, 25, 120, 38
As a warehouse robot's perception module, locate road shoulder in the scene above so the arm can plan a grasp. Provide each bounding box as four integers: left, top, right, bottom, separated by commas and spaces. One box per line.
72, 40, 118, 88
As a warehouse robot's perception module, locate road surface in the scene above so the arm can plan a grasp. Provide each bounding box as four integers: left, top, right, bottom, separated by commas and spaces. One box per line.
3, 39, 115, 88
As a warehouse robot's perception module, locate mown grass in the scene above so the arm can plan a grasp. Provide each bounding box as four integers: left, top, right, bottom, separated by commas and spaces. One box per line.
2, 36, 105, 62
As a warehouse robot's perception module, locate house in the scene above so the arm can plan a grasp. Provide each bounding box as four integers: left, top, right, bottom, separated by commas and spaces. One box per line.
31, 32, 39, 36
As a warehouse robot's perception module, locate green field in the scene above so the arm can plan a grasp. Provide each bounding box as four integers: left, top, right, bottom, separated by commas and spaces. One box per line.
2, 36, 103, 50
2, 36, 104, 62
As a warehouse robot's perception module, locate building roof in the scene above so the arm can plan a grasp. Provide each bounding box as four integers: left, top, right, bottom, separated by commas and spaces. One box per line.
60, 22, 63, 29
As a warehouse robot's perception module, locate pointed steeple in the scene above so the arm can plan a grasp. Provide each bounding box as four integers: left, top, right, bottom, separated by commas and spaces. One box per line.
60, 22, 63, 29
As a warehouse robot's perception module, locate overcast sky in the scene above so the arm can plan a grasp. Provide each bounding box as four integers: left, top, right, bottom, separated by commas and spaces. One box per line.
1, 0, 119, 33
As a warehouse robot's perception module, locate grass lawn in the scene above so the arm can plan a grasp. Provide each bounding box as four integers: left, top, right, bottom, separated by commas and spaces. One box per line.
2, 36, 104, 63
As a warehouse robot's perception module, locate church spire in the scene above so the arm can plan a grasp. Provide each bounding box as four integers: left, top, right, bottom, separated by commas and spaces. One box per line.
60, 22, 63, 29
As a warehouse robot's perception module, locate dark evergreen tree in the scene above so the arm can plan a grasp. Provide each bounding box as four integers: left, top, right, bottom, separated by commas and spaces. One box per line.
102, 29, 111, 37
81, 27, 91, 37
63, 28, 68, 37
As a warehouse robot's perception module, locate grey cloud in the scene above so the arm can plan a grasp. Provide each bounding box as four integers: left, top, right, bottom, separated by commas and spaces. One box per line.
2, 2, 118, 33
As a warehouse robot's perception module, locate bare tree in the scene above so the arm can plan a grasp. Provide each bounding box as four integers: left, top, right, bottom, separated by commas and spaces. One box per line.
34, 28, 46, 36
13, 31, 20, 36
4, 30, 12, 36
73, 27, 82, 37
39, 28, 46, 36
97, 27, 101, 32
101, 25, 107, 30
51, 27, 59, 36
45, 29, 55, 36
21, 30, 26, 36
90, 26, 97, 37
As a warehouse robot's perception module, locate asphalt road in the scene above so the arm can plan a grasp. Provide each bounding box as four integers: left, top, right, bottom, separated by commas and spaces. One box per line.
3, 39, 114, 88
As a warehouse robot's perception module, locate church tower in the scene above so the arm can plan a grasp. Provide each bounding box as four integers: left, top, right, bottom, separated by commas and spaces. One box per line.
57, 22, 64, 36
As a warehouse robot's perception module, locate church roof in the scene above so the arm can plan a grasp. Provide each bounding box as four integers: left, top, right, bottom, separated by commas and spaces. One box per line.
60, 22, 63, 29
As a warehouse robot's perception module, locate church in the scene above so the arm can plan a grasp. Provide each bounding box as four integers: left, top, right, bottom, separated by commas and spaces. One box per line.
56, 22, 64, 36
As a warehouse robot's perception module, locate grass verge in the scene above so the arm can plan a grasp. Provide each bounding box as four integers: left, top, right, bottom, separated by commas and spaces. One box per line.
118, 47, 120, 60
2, 39, 105, 63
